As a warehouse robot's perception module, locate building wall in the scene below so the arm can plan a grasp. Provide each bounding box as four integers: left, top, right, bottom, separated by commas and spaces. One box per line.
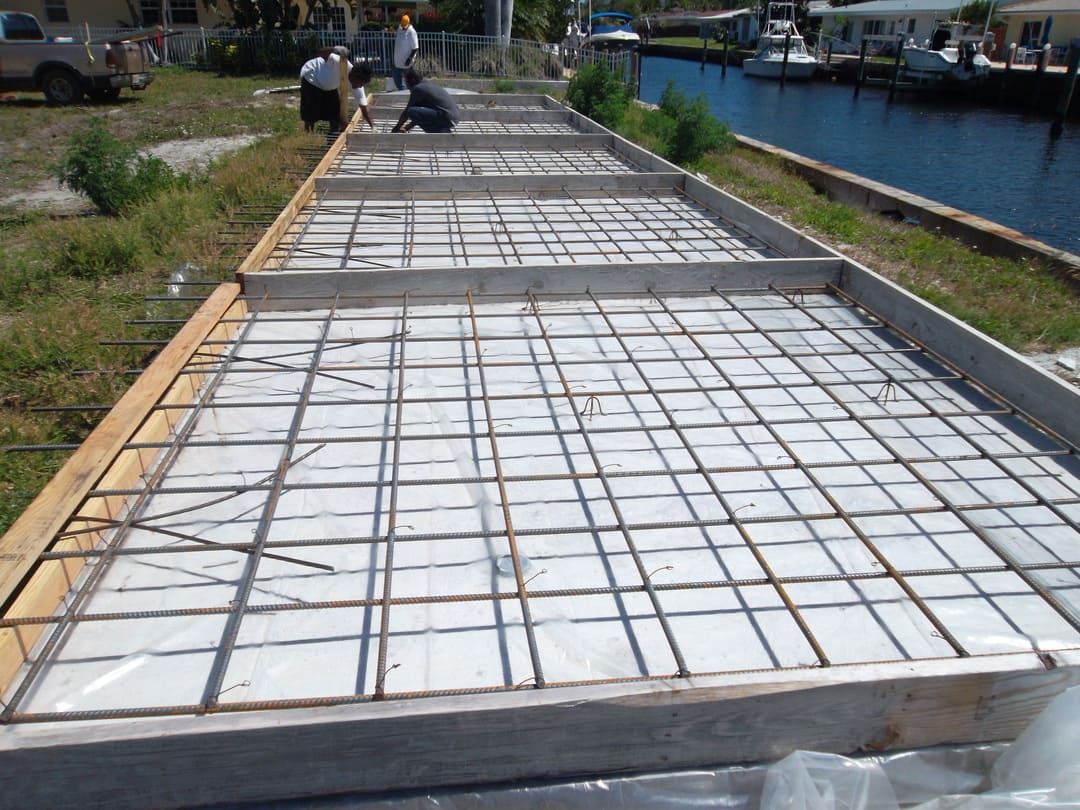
813, 9, 957, 47
7, 0, 443, 36
4, 0, 230, 30
1001, 13, 1080, 50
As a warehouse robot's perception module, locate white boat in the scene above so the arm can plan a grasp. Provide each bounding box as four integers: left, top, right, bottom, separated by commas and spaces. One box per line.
901, 27, 991, 82
584, 12, 640, 52
743, 2, 818, 80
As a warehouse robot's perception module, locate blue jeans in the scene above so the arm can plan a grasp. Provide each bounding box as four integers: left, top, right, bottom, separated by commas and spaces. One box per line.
406, 106, 454, 133
391, 66, 406, 91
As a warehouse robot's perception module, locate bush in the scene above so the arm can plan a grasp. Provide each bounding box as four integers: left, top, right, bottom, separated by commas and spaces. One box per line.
653, 81, 734, 165
565, 62, 632, 129
56, 119, 178, 216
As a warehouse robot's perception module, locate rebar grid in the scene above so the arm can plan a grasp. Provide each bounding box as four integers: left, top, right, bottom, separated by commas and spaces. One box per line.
269, 189, 781, 272
3, 288, 1079, 724
333, 145, 642, 177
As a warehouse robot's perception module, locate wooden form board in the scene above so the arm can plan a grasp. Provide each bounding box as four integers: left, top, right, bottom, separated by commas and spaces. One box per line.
840, 258, 1080, 448
1, 652, 1078, 809
233, 114, 355, 280
0, 285, 247, 695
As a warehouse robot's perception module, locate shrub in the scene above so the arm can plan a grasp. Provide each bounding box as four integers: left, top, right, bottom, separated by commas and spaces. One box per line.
655, 81, 734, 165
565, 62, 632, 129
56, 119, 178, 216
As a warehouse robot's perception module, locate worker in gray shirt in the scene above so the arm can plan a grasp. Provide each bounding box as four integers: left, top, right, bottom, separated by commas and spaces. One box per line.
391, 68, 461, 134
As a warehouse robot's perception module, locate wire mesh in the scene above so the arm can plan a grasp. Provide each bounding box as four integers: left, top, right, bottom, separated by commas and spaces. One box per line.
4, 287, 1079, 724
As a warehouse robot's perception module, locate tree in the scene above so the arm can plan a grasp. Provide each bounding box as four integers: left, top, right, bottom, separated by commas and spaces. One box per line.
435, 0, 567, 40
200, 0, 302, 30
957, 0, 1001, 27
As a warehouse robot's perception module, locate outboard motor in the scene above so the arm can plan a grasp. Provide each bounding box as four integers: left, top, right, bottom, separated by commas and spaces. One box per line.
963, 41, 976, 69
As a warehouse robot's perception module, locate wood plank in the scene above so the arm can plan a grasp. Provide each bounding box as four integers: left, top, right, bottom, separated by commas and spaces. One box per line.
1, 653, 1077, 809
234, 118, 352, 281
0, 284, 242, 614
242, 258, 846, 310
0, 293, 248, 694
0, 293, 247, 694
841, 259, 1080, 448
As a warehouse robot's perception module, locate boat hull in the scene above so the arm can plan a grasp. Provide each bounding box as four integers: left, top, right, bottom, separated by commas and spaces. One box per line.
585, 30, 640, 51
901, 46, 991, 81
743, 56, 818, 79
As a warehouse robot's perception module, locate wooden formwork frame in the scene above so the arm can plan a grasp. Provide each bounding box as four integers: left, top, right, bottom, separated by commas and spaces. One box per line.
0, 285, 248, 695
0, 109, 357, 695
2, 96, 1079, 810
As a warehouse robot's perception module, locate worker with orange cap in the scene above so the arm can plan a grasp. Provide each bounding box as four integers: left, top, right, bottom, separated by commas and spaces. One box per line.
392, 13, 419, 91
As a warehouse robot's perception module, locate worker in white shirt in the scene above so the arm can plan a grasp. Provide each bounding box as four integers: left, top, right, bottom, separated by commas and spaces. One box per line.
392, 15, 419, 91
300, 45, 351, 132
349, 63, 377, 130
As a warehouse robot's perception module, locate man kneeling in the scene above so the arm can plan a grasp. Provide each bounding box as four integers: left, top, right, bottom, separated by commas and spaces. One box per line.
391, 68, 461, 134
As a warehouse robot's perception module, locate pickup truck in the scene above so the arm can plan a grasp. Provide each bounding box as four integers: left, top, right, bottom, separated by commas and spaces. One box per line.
0, 10, 154, 104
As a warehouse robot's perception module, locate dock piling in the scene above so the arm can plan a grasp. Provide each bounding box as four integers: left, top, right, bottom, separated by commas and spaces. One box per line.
722, 28, 729, 77
854, 37, 868, 97
1050, 39, 1080, 139
1033, 42, 1052, 107
888, 34, 904, 102
781, 30, 791, 87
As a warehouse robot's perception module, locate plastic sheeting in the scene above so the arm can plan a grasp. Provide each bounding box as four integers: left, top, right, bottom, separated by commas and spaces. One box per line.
245, 687, 1080, 810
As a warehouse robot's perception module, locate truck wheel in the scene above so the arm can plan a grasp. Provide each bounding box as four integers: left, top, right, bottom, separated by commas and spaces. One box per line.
42, 69, 83, 105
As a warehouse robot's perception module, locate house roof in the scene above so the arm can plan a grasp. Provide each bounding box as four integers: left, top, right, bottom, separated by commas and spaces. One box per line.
809, 0, 974, 16
649, 8, 755, 22
996, 0, 1080, 15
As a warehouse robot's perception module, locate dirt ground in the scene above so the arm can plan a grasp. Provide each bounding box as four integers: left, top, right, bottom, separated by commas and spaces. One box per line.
0, 133, 263, 215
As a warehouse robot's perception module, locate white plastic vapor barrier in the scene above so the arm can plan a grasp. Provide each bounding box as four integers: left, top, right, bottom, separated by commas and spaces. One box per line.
241, 687, 1080, 809
8, 291, 1080, 719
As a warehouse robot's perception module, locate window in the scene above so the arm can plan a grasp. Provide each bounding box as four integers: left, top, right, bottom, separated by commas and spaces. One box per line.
0, 11, 44, 39
44, 0, 69, 23
864, 19, 884, 36
142, 0, 199, 25
170, 0, 199, 25
313, 5, 347, 31
907, 19, 916, 34
1019, 20, 1041, 46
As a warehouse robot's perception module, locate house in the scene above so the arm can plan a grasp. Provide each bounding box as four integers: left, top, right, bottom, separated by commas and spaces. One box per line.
995, 0, 1080, 59
3, 0, 230, 30
649, 8, 760, 44
808, 0, 1015, 50
3, 0, 425, 35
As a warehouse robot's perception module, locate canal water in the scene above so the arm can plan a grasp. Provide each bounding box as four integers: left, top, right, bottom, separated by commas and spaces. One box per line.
639, 56, 1080, 257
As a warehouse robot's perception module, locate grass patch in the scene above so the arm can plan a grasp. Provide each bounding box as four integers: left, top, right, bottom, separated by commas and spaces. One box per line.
0, 70, 313, 535
697, 144, 1079, 350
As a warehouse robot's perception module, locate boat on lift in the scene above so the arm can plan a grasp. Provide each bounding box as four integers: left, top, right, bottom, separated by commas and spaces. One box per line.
901, 23, 991, 83
743, 2, 818, 79
584, 12, 640, 51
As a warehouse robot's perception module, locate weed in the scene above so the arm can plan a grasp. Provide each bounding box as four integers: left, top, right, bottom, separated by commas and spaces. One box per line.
57, 118, 180, 216
565, 62, 632, 129
657, 82, 734, 166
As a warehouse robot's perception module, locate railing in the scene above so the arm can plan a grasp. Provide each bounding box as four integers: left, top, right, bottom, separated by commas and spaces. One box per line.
52, 26, 632, 81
